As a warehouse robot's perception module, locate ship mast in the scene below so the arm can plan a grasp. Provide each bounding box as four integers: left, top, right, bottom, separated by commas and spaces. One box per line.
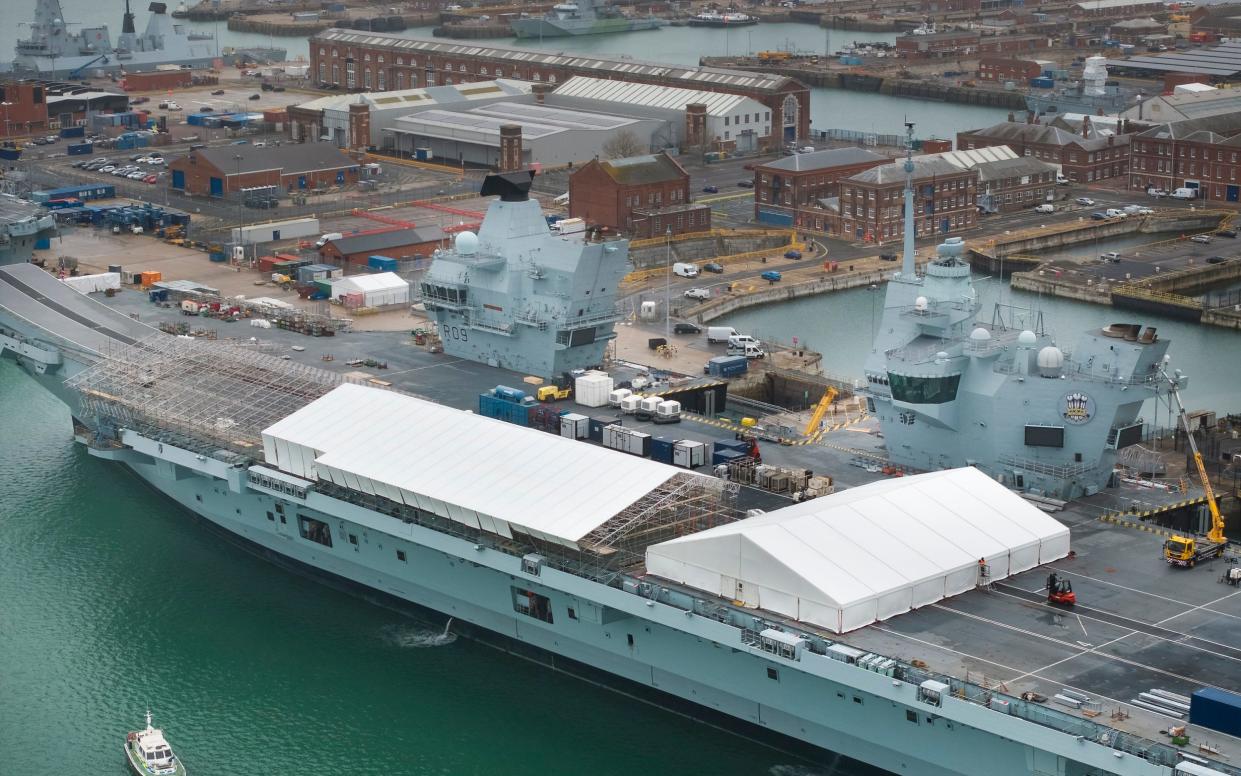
901, 121, 917, 279
122, 0, 136, 34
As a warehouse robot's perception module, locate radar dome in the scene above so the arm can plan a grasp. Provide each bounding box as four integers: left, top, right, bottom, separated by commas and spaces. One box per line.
969, 327, 991, 342
1037, 346, 1064, 369
455, 231, 479, 255
1018, 329, 1037, 346
914, 296, 928, 312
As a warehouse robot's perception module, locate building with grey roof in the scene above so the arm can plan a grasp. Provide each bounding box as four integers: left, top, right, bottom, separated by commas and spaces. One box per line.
841, 155, 979, 243
168, 144, 361, 197
1122, 85, 1241, 123
319, 225, 447, 266
752, 147, 890, 228
1116, 42, 1241, 80
957, 118, 1129, 183
1128, 113, 1241, 202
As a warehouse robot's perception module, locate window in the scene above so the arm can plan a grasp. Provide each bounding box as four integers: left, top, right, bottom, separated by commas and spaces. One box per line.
266, 511, 275, 521
512, 587, 553, 623
567, 607, 577, 620
299, 515, 332, 547
887, 373, 961, 404
906, 710, 919, 723
627, 634, 634, 647
853, 696, 863, 705
397, 549, 407, 562
348, 533, 359, 546
767, 667, 779, 681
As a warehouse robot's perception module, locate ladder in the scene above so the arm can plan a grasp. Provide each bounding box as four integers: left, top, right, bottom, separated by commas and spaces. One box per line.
803, 386, 839, 436
977, 561, 993, 590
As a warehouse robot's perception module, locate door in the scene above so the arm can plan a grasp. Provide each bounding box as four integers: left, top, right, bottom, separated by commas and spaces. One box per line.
336, 170, 345, 184
941, 217, 950, 233
209, 176, 223, 197
1228, 186, 1239, 202
298, 176, 307, 189
171, 169, 185, 190
272, 230, 280, 241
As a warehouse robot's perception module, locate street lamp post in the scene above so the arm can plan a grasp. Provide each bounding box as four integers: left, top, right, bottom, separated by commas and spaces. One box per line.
234, 153, 244, 265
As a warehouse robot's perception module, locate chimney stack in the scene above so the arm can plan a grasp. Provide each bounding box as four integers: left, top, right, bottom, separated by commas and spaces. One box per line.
531, 82, 554, 104
1081, 115, 1091, 138
499, 124, 523, 172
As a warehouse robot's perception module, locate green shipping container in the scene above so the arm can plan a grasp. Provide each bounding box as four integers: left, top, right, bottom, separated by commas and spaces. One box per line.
315, 279, 333, 296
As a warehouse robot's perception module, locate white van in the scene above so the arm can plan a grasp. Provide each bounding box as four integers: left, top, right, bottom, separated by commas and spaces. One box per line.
1172, 187, 1198, 200
673, 262, 699, 278
1104, 208, 1128, 219
1034, 203, 1055, 214
315, 232, 343, 248
1056, 173, 1069, 185
728, 341, 766, 359
728, 333, 760, 349
706, 326, 738, 344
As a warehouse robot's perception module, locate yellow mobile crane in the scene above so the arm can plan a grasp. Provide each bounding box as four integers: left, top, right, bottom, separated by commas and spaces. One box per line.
1161, 367, 1228, 567
804, 386, 838, 437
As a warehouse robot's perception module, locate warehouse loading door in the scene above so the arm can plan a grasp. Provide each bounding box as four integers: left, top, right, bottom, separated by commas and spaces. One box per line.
209, 177, 223, 197
171, 170, 185, 190
1228, 186, 1239, 202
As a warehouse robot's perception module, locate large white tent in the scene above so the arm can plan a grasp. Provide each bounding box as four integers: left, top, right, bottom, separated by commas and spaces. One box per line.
645, 467, 1070, 633
330, 272, 409, 307
261, 383, 686, 547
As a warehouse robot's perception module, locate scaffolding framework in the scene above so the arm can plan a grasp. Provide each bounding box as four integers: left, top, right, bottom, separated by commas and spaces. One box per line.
584, 472, 741, 562
68, 335, 357, 456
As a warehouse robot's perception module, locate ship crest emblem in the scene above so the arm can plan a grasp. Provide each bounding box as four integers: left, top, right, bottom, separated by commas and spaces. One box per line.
1061, 392, 1095, 425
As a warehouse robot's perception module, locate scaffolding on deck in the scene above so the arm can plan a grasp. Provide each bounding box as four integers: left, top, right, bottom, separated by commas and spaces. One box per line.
67, 335, 356, 456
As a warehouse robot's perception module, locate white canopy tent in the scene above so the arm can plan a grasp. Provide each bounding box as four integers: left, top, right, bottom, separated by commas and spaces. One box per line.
645, 467, 1070, 633
330, 272, 409, 307
261, 383, 685, 547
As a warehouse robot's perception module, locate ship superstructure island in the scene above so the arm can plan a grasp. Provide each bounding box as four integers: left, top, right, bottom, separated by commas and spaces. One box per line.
510, 0, 665, 39
1, 172, 1237, 776
863, 126, 1173, 500
419, 172, 627, 378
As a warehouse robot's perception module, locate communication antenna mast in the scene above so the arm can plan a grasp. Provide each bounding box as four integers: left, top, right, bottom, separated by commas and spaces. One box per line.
901, 121, 917, 279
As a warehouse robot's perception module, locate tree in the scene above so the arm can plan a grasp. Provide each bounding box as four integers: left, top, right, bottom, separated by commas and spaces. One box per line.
601, 130, 644, 160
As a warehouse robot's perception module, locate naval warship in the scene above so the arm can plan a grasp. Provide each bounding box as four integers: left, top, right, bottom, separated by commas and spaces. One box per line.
864, 127, 1171, 500
0, 194, 57, 266
510, 0, 665, 39
1, 172, 1237, 776
6, 0, 280, 77
419, 173, 627, 378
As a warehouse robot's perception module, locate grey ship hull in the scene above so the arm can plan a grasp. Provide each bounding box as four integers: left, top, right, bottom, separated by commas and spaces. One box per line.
9, 51, 218, 77
510, 16, 663, 38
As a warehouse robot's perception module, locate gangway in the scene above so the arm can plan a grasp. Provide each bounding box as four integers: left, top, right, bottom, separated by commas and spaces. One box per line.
803, 386, 838, 436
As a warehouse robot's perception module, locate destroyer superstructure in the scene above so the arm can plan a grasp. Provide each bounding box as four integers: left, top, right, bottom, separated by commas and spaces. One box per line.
510, 0, 664, 39
9, 0, 231, 76
419, 172, 627, 377
863, 128, 1172, 499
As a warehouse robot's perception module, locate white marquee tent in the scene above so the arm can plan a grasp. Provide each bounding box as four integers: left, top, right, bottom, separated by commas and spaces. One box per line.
645, 467, 1070, 633
330, 272, 409, 307
261, 383, 686, 547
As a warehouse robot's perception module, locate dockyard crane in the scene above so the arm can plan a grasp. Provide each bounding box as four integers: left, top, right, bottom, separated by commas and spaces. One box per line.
1160, 365, 1228, 567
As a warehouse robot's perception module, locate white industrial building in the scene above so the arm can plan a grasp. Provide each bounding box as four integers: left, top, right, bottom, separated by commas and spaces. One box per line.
290, 79, 533, 147
549, 76, 773, 152
330, 273, 410, 307
385, 102, 666, 168
645, 467, 1070, 633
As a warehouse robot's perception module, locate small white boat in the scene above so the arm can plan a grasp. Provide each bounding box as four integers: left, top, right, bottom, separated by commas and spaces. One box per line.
124, 711, 186, 776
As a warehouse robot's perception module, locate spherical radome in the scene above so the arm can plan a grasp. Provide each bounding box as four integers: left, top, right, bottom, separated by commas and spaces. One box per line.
1018, 329, 1037, 346
969, 327, 991, 342
1037, 346, 1065, 369
455, 231, 479, 255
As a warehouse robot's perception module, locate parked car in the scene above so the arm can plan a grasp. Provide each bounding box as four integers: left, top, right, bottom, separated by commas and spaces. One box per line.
1091, 211, 1109, 220
211, 89, 225, 96
701, 185, 718, 193
1099, 252, 1121, 262
761, 270, 782, 282
143, 174, 158, 184
1076, 197, 1095, 206
674, 322, 702, 335
683, 287, 711, 300
249, 93, 262, 100
1147, 188, 1168, 198
1216, 228, 1238, 238
736, 179, 754, 188
784, 249, 803, 259
1034, 203, 1055, 213
231, 139, 249, 145
702, 261, 724, 273
72, 160, 87, 168
99, 165, 116, 173
879, 251, 897, 261
199, 106, 214, 112
252, 141, 266, 148
1206, 256, 1228, 264
131, 96, 150, 105
44, 135, 58, 143
1190, 234, 1213, 244
146, 156, 164, 165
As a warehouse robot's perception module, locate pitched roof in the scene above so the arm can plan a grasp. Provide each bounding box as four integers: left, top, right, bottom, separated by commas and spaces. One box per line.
965, 120, 1126, 151
1134, 112, 1241, 141
762, 147, 889, 173
972, 156, 1062, 181
326, 226, 446, 255
191, 144, 359, 176
596, 153, 688, 186
848, 155, 971, 185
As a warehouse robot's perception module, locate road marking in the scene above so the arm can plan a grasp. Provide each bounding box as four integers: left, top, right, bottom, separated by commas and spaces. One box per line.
381, 357, 468, 377
1041, 566, 1201, 609
1076, 614, 1088, 638
697, 191, 755, 204
1155, 589, 1241, 626
1006, 632, 1135, 684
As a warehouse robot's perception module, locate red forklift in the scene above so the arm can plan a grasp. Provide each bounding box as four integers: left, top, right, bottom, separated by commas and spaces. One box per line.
1046, 572, 1076, 607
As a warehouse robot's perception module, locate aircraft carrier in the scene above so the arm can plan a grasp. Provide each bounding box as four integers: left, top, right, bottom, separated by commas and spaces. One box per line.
1, 173, 1240, 776
0, 195, 58, 267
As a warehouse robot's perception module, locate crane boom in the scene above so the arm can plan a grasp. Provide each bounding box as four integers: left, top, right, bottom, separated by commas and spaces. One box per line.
1163, 368, 1226, 544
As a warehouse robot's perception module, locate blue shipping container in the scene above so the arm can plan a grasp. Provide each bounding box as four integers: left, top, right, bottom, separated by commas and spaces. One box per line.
367, 255, 398, 271
1190, 688, 1241, 737
713, 439, 748, 454
67, 142, 93, 155
60, 125, 86, 138
1030, 77, 1055, 89
712, 449, 747, 466
478, 394, 529, 426
707, 355, 748, 378
650, 437, 674, 465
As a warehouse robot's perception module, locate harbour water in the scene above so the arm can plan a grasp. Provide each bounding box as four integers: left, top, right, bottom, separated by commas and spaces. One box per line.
720, 278, 1241, 415
0, 3, 1010, 138
0, 364, 880, 776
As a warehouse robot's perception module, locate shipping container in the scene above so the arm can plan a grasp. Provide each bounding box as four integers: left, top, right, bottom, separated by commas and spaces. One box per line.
367, 255, 399, 272
650, 437, 674, 465
1029, 77, 1055, 89
714, 438, 749, 455
1190, 688, 1241, 737
706, 355, 748, 378
66, 142, 93, 155
603, 424, 651, 457
31, 183, 115, 203
478, 393, 529, 426
588, 416, 614, 442
712, 448, 748, 467
560, 412, 589, 439
672, 440, 707, 469
59, 125, 86, 138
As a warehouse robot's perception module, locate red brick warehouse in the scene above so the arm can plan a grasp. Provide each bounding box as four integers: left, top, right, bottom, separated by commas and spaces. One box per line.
309, 29, 812, 144
168, 145, 361, 197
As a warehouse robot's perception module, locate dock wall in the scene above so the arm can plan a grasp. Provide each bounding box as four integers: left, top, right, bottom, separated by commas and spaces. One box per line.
688, 268, 895, 323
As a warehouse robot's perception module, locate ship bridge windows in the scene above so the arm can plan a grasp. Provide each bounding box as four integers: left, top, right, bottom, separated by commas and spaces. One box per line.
887, 373, 960, 405
298, 515, 333, 548
420, 282, 467, 305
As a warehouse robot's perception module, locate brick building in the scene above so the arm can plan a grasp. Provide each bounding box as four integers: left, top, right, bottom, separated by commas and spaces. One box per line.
972, 156, 1061, 212
752, 147, 889, 228
319, 226, 446, 265
310, 29, 811, 143
956, 117, 1130, 183
1071, 0, 1164, 19
976, 35, 1054, 55
0, 82, 48, 138
977, 57, 1049, 83
839, 156, 979, 243
569, 152, 709, 238
1190, 4, 1241, 38
1106, 18, 1167, 45
895, 30, 981, 60
168, 145, 360, 197
1128, 115, 1241, 203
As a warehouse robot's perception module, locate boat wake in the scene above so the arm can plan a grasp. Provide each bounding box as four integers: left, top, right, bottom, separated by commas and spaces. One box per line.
769, 762, 860, 776
381, 618, 458, 648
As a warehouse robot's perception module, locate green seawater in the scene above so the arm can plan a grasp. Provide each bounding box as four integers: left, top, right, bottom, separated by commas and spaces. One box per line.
0, 364, 870, 776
